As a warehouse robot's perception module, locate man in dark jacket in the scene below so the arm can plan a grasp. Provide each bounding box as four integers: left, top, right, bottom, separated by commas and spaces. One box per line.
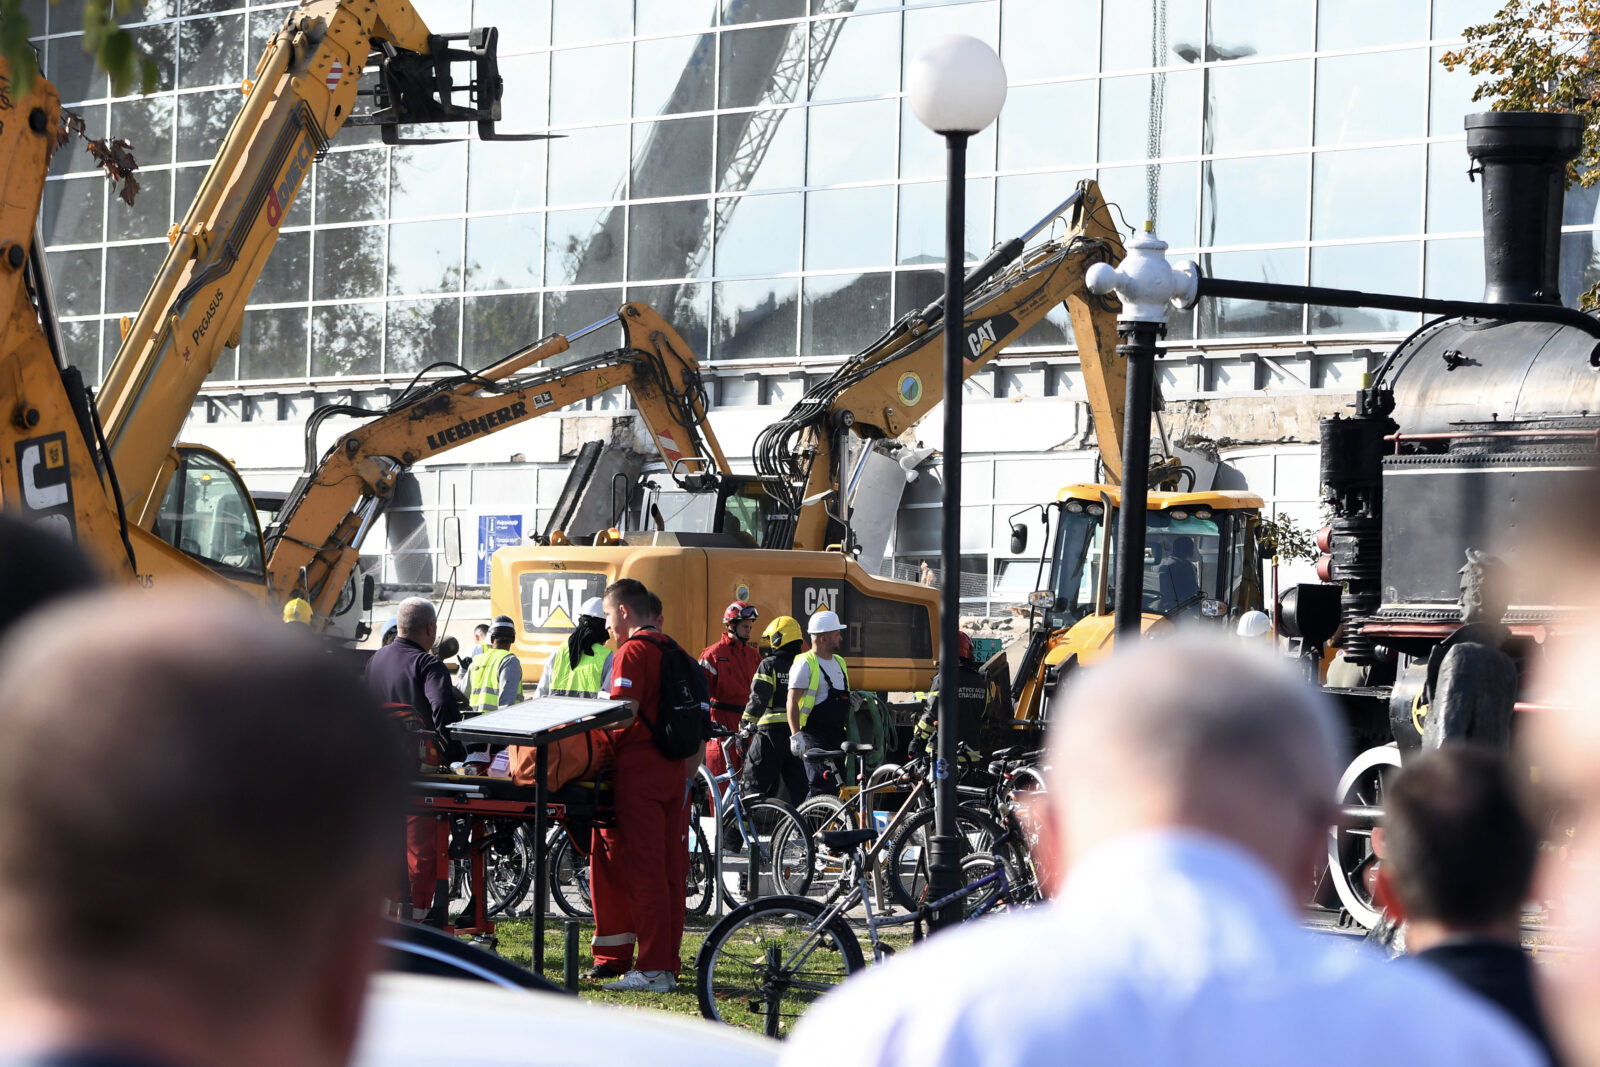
1375, 744, 1560, 1065
365, 596, 460, 924
908, 631, 989, 770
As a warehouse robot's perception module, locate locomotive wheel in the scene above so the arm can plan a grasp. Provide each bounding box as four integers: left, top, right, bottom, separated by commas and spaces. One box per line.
1327, 743, 1401, 929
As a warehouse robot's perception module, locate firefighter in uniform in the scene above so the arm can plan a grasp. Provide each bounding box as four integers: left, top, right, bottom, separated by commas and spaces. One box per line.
741, 615, 807, 803
907, 631, 989, 773
787, 609, 852, 798
700, 601, 761, 784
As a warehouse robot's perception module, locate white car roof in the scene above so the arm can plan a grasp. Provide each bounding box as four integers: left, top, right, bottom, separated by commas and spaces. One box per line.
353, 973, 776, 1067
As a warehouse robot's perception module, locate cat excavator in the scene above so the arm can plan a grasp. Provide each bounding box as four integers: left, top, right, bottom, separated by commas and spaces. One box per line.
0, 1, 528, 622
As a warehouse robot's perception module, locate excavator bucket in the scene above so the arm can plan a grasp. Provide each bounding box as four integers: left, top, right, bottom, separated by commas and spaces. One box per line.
347, 26, 553, 145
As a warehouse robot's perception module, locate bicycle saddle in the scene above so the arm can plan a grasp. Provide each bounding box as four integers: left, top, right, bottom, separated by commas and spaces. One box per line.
818, 828, 877, 854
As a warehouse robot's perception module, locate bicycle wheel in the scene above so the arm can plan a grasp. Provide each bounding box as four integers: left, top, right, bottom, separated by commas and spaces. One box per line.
790, 794, 853, 898
696, 895, 865, 1036
547, 827, 593, 919
717, 798, 813, 906
686, 818, 714, 916
483, 822, 535, 917
885, 807, 1005, 913
956, 851, 1022, 919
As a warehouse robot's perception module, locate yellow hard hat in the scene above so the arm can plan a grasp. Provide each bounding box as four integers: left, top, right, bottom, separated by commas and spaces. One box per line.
283, 598, 313, 625
763, 615, 803, 651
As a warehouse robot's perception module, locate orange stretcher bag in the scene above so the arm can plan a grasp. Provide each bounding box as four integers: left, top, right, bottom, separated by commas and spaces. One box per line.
506, 729, 612, 792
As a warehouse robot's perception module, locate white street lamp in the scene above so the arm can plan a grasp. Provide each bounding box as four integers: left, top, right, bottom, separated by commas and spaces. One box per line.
910, 34, 1006, 934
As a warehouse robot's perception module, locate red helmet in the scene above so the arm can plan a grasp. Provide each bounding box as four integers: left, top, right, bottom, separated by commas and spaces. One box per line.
723, 600, 758, 626
957, 632, 974, 660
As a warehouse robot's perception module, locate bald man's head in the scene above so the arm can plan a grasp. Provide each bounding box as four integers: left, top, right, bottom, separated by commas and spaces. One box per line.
1044, 634, 1344, 890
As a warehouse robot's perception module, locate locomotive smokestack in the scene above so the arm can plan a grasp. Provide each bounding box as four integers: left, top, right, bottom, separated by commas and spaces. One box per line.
1465, 111, 1583, 306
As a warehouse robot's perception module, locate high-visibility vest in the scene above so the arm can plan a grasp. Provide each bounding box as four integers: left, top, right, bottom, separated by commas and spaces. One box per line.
468, 648, 515, 715
792, 650, 848, 730
546, 644, 609, 696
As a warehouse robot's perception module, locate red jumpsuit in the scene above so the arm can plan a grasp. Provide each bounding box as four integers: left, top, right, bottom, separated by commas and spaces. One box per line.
699, 632, 760, 783
589, 630, 692, 975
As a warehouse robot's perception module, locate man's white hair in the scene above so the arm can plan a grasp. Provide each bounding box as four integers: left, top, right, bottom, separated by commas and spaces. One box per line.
395, 596, 436, 638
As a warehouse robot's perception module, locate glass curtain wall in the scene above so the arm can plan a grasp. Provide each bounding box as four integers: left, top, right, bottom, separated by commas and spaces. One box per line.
28, 0, 1555, 392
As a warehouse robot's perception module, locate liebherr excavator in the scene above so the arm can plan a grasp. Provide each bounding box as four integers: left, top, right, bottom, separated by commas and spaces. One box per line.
0, 1, 527, 616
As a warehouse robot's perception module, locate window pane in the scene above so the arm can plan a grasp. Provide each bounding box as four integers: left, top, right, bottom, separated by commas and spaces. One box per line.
636, 1, 715, 35
312, 302, 382, 377
1002, 0, 1096, 79
725, 0, 804, 24
1201, 155, 1308, 246
1204, 59, 1310, 154
550, 44, 631, 125
109, 167, 171, 241
110, 94, 174, 169
804, 185, 894, 270
105, 243, 165, 313
809, 11, 899, 102
42, 178, 103, 246
542, 287, 624, 362
713, 278, 797, 360
1099, 70, 1201, 163
718, 106, 804, 191
994, 171, 1092, 239
900, 99, 997, 180
552, 0, 629, 43
902, 3, 999, 88
313, 226, 385, 300
475, 0, 550, 52
897, 178, 993, 265
716, 192, 802, 276
1318, 0, 1426, 50
634, 34, 714, 117
1315, 50, 1426, 145
390, 141, 465, 220
468, 214, 542, 290
1433, 0, 1503, 36
240, 307, 308, 380
1312, 146, 1423, 240
998, 81, 1097, 171
463, 292, 541, 366
1433, 141, 1478, 233
546, 206, 622, 286
546, 124, 628, 206
1429, 44, 1482, 137
1309, 243, 1420, 334
59, 319, 100, 385
893, 269, 942, 321
178, 13, 244, 89
719, 24, 798, 109
1195, 247, 1304, 338
628, 281, 711, 359
386, 298, 461, 373
1424, 237, 1484, 301
1101, 0, 1204, 72
632, 116, 713, 198
1207, 0, 1312, 60
126, 22, 177, 95
315, 149, 387, 225
628, 199, 712, 280
388, 219, 462, 296
176, 90, 235, 163
45, 35, 106, 104
49, 249, 101, 314
1560, 232, 1600, 308
252, 230, 309, 304
1566, 182, 1600, 228
1097, 162, 1198, 247
801, 272, 890, 357
468, 140, 547, 212
808, 99, 897, 185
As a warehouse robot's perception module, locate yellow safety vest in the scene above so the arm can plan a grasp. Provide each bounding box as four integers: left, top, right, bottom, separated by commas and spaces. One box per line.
468, 648, 515, 715
546, 645, 609, 696
791, 650, 849, 730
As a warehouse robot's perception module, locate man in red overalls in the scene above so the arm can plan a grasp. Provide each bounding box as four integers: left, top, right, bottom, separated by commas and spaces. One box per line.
587, 578, 693, 991
700, 600, 760, 785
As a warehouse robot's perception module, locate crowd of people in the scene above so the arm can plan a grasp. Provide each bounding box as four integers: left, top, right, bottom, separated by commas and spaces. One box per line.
6, 508, 1600, 1065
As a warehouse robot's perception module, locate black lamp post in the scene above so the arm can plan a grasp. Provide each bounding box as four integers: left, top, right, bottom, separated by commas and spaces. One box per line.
908, 33, 1007, 933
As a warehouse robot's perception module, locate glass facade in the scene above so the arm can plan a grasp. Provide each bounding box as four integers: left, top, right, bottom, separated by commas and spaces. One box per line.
32, 0, 1572, 395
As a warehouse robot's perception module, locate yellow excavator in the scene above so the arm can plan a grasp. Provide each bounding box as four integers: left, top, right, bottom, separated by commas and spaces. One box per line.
488, 181, 1150, 693
1, 2, 528, 613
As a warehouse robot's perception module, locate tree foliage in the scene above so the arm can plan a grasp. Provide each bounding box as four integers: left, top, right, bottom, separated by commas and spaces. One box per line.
1, 0, 157, 96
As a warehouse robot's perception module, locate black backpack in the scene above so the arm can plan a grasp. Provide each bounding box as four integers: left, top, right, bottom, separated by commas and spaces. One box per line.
624, 633, 711, 760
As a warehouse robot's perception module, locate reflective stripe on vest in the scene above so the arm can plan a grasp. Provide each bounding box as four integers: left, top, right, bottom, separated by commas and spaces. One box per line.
468, 648, 515, 715
787, 650, 848, 730
752, 662, 785, 727
547, 645, 608, 696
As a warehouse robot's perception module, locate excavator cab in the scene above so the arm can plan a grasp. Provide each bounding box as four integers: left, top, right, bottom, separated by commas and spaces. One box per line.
152, 446, 267, 587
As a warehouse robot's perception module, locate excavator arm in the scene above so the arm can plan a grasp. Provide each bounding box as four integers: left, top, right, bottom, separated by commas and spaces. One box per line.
753, 179, 1128, 552
265, 303, 724, 623
94, 0, 525, 527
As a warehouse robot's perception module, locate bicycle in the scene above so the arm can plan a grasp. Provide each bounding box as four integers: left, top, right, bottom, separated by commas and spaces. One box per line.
694, 823, 1027, 1036
545, 812, 716, 918
697, 726, 815, 906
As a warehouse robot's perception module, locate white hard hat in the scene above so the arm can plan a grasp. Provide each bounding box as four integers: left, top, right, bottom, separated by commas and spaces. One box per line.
808, 608, 846, 634
1236, 610, 1272, 638
579, 596, 607, 620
